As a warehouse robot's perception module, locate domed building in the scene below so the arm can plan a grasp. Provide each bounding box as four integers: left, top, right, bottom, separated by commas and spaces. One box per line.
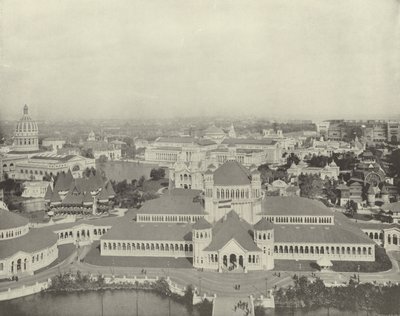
0, 204, 58, 278
13, 105, 39, 152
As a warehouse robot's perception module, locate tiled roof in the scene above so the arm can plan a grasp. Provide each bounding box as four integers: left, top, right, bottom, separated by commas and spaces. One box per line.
254, 218, 274, 231
97, 187, 110, 202
274, 214, 374, 244
44, 185, 53, 202
62, 189, 83, 205
101, 221, 193, 241
106, 181, 116, 197
0, 210, 29, 230
50, 190, 62, 203
0, 228, 58, 259
213, 160, 251, 186
82, 191, 93, 204
261, 196, 332, 216
137, 190, 204, 215
193, 218, 212, 230
205, 211, 260, 252
30, 154, 76, 162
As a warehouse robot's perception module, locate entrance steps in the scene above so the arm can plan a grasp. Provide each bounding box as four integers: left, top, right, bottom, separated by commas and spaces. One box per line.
212, 296, 254, 316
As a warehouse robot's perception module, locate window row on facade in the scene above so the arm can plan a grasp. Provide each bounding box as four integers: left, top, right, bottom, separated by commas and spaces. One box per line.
274, 244, 373, 257
102, 241, 193, 253
215, 188, 260, 200
0, 226, 29, 240
137, 214, 204, 223
265, 215, 334, 225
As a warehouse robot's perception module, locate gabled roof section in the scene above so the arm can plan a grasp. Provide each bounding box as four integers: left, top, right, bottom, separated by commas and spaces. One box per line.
213, 160, 251, 186
106, 181, 116, 197
205, 210, 260, 252
97, 187, 110, 202
50, 190, 62, 203
261, 196, 332, 216
0, 209, 29, 229
193, 217, 212, 230
44, 185, 53, 202
62, 190, 83, 205
254, 217, 274, 231
82, 191, 93, 204
138, 190, 204, 215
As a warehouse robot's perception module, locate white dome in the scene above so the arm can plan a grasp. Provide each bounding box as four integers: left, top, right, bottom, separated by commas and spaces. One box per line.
13, 105, 39, 152
15, 105, 39, 135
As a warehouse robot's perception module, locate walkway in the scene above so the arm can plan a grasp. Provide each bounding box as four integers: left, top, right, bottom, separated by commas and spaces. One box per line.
213, 296, 254, 316
1, 244, 400, 300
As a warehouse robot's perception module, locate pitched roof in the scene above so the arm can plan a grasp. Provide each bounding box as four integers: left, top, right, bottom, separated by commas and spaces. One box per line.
50, 190, 62, 203
106, 181, 116, 197
0, 228, 58, 259
254, 217, 274, 231
193, 218, 212, 230
274, 213, 374, 244
62, 189, 83, 205
205, 210, 260, 252
137, 190, 204, 215
261, 196, 332, 216
101, 221, 193, 241
97, 187, 110, 202
82, 191, 93, 204
44, 185, 53, 202
213, 160, 251, 186
0, 210, 29, 230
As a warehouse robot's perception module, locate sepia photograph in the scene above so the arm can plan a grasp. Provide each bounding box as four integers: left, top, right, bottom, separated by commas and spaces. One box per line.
0, 0, 399, 315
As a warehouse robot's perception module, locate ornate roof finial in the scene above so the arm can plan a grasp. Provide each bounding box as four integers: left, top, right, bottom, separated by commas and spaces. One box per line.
23, 104, 28, 115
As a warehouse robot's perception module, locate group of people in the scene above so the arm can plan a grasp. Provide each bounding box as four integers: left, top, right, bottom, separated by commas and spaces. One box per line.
140, 269, 147, 275
234, 300, 250, 315
234, 284, 241, 290
272, 271, 281, 277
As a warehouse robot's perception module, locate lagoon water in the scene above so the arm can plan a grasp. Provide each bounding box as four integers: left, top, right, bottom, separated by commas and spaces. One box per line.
0, 290, 199, 316
0, 290, 374, 316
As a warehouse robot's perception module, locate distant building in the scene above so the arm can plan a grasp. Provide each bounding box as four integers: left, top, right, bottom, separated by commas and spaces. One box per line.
46, 169, 115, 214
12, 105, 39, 152
42, 138, 66, 151
287, 160, 340, 180
22, 181, 52, 198
9, 153, 95, 181
0, 204, 58, 279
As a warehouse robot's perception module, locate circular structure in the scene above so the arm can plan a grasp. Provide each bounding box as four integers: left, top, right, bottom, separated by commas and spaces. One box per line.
13, 104, 39, 152
0, 208, 58, 278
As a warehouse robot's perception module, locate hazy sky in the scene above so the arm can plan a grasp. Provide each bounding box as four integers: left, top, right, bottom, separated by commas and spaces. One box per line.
0, 0, 399, 120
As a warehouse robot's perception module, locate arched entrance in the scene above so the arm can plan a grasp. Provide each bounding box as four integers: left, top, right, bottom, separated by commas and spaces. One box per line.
239, 255, 244, 268
229, 254, 237, 270
223, 255, 228, 267
17, 259, 22, 272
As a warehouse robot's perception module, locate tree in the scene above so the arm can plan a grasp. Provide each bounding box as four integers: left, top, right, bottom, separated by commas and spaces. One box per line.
98, 155, 108, 163
298, 174, 324, 199
345, 200, 358, 217
82, 148, 94, 159
150, 168, 165, 180
138, 175, 146, 187
285, 153, 300, 167
308, 155, 329, 168
323, 179, 339, 204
